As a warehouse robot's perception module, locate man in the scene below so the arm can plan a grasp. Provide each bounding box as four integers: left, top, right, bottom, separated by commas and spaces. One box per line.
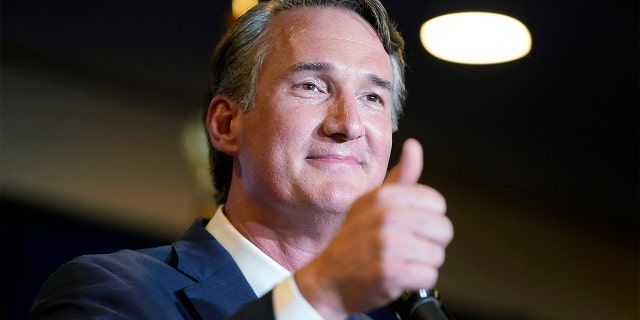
30, 1, 453, 319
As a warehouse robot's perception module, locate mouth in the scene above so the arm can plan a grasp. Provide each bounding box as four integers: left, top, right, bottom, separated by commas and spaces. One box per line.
305, 154, 362, 166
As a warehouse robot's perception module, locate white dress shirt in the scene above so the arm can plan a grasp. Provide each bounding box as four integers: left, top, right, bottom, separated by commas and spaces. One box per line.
206, 205, 323, 319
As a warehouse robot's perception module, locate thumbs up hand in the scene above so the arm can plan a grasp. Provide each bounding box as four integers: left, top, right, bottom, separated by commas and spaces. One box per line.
384, 137, 424, 185
296, 139, 454, 319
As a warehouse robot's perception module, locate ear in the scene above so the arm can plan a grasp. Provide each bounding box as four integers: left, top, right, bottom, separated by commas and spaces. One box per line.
205, 95, 241, 156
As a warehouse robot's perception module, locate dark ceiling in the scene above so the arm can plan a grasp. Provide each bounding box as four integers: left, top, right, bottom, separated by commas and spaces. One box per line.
2, 0, 638, 246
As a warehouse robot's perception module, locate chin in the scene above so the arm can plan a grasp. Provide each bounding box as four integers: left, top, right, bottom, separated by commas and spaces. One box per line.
310, 184, 366, 214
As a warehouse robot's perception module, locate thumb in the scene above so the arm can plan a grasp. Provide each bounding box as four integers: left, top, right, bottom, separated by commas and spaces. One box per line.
384, 138, 424, 185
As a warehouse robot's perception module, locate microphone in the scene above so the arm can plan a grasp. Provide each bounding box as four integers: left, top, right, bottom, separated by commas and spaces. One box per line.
390, 289, 454, 320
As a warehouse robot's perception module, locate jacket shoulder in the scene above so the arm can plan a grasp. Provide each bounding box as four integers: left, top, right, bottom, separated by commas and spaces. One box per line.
30, 247, 194, 319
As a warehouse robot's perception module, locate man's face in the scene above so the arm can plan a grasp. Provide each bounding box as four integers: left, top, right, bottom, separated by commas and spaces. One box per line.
236, 7, 394, 215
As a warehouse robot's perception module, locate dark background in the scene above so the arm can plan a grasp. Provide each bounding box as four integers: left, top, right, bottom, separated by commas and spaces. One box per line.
2, 0, 638, 319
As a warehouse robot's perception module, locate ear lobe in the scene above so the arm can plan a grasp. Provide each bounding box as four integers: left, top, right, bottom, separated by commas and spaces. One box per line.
205, 95, 240, 156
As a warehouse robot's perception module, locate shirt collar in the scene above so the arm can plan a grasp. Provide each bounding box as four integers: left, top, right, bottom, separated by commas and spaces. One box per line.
205, 205, 290, 297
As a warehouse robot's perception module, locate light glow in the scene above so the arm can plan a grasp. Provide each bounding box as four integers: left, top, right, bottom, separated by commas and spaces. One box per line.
232, 0, 258, 19
420, 12, 532, 64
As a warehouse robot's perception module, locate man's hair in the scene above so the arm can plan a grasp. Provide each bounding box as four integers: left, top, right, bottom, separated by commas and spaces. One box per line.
204, 0, 406, 204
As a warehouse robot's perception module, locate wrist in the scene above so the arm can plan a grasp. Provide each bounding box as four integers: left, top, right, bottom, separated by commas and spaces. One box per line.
294, 264, 349, 319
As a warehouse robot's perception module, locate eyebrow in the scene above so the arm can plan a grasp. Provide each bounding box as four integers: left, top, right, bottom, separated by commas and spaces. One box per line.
290, 62, 393, 92
291, 62, 333, 72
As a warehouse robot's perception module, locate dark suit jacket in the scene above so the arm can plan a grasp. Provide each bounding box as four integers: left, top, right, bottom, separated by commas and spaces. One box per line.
30, 218, 397, 320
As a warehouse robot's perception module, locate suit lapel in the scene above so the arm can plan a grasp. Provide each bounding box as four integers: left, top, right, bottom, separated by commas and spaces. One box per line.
172, 218, 258, 319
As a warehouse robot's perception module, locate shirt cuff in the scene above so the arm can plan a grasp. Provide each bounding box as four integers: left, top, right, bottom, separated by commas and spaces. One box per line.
273, 276, 323, 320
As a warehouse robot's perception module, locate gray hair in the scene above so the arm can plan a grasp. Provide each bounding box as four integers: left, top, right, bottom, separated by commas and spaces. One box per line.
205, 0, 406, 204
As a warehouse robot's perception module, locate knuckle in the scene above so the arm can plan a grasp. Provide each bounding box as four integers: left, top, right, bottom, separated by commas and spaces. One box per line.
443, 218, 454, 243
433, 247, 446, 267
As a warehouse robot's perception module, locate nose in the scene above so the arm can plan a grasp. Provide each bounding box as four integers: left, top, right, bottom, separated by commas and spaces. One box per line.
321, 93, 364, 141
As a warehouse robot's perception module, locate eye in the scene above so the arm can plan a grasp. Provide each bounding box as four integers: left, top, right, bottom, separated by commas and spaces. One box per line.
289, 79, 328, 99
365, 94, 382, 104
301, 83, 319, 91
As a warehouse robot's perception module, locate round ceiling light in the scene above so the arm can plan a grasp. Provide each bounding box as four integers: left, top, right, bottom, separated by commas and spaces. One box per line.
420, 12, 532, 64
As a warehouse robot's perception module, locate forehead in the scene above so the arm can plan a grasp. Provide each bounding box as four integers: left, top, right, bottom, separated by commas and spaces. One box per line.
269, 6, 380, 40
262, 6, 392, 78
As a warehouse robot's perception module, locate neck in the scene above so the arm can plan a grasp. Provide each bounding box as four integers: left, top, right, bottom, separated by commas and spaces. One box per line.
223, 190, 345, 271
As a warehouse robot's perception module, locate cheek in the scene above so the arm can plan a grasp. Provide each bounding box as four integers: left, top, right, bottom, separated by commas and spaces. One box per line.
270, 106, 321, 143
367, 117, 394, 181
368, 116, 394, 150
242, 107, 308, 165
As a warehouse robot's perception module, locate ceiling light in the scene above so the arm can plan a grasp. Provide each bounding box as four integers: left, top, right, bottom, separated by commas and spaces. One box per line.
420, 12, 532, 64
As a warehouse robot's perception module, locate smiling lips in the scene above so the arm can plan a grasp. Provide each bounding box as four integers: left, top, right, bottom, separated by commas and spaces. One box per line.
306, 153, 361, 166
